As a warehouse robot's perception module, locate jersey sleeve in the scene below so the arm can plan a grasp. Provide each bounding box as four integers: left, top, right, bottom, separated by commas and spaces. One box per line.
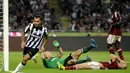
43, 27, 48, 39
111, 12, 121, 25
42, 58, 49, 68
114, 12, 121, 22
24, 23, 33, 33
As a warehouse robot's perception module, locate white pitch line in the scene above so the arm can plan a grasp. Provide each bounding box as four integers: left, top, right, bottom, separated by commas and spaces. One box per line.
8, 71, 24, 73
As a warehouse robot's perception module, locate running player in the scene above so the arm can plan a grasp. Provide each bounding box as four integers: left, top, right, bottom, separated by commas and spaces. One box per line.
58, 54, 127, 70
12, 16, 48, 73
41, 39, 97, 68
107, 4, 124, 60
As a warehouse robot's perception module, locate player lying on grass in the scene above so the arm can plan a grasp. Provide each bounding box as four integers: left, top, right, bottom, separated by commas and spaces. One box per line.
58, 54, 127, 70
40, 39, 97, 68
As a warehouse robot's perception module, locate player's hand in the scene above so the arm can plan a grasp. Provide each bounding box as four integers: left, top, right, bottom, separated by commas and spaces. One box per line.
21, 41, 25, 49
53, 40, 60, 47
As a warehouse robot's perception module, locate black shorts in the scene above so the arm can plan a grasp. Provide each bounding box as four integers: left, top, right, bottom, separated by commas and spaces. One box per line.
64, 53, 74, 66
23, 47, 39, 59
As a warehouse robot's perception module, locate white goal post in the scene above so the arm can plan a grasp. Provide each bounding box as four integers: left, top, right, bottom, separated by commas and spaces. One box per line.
3, 0, 9, 71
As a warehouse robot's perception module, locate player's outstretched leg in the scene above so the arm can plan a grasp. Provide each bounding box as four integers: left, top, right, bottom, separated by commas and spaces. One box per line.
90, 38, 97, 48
12, 62, 25, 73
57, 61, 76, 70
81, 38, 97, 54
71, 39, 97, 60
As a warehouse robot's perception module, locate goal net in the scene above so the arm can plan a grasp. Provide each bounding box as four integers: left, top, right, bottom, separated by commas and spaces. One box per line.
0, 0, 3, 71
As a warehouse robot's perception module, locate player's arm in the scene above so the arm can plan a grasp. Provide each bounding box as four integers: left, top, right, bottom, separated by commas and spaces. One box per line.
40, 51, 45, 59
21, 33, 26, 49
57, 46, 64, 58
111, 12, 121, 26
40, 51, 49, 68
40, 28, 48, 51
21, 23, 32, 49
40, 39, 48, 51
110, 54, 127, 69
53, 40, 64, 58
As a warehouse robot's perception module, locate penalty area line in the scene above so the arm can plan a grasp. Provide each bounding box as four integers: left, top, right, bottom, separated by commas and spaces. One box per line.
8, 71, 24, 73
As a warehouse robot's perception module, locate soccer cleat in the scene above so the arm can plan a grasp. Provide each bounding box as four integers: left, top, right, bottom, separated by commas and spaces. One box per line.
86, 56, 92, 62
57, 62, 65, 70
11, 71, 16, 73
90, 38, 97, 48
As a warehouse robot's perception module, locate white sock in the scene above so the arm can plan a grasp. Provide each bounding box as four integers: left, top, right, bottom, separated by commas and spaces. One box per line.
31, 55, 36, 60
14, 62, 25, 72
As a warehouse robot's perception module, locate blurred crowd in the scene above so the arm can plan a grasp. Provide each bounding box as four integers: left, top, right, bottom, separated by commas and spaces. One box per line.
9, 0, 48, 30
9, 0, 130, 32
58, 0, 130, 32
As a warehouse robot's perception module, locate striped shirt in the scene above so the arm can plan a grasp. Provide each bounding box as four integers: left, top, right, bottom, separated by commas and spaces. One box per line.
109, 12, 122, 35
24, 23, 48, 49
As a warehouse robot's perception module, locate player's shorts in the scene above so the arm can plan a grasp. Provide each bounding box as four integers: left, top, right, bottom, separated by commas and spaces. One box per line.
64, 53, 73, 66
107, 34, 121, 44
23, 47, 39, 59
87, 61, 100, 69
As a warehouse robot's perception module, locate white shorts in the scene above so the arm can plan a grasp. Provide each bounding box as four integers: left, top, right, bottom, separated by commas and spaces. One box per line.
87, 61, 100, 69
107, 34, 121, 44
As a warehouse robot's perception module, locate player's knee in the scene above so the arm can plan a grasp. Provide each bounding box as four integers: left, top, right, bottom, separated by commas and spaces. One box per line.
22, 58, 28, 62
68, 59, 77, 65
76, 49, 82, 54
22, 56, 30, 63
73, 49, 82, 56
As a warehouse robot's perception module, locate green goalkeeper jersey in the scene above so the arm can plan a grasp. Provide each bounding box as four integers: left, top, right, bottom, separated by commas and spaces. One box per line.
42, 56, 65, 68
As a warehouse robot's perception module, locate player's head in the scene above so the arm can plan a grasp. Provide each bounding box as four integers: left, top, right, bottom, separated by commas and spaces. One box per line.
33, 16, 42, 27
110, 3, 119, 13
44, 51, 52, 59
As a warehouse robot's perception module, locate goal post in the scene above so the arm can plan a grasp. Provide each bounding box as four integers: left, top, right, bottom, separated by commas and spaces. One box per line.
3, 0, 9, 71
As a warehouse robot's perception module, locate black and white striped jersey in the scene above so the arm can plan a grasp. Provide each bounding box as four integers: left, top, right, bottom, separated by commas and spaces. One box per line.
24, 23, 48, 49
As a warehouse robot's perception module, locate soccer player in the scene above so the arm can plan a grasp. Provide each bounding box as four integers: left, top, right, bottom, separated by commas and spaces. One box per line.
41, 39, 97, 68
58, 54, 127, 70
107, 4, 124, 60
12, 16, 48, 73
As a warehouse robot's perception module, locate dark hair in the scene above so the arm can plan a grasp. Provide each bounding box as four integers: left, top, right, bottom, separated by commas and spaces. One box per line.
111, 3, 119, 12
34, 15, 43, 21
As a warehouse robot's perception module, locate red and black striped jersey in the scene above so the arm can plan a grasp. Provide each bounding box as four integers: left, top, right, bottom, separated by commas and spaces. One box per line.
109, 12, 122, 35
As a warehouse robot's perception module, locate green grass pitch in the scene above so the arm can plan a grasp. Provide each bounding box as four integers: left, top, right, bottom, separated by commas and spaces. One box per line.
1, 51, 130, 73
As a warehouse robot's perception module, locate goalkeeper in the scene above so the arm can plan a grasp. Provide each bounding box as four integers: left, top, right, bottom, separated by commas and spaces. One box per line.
41, 39, 97, 68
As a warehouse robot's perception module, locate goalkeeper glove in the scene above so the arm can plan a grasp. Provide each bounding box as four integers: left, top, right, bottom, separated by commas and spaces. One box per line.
53, 40, 60, 47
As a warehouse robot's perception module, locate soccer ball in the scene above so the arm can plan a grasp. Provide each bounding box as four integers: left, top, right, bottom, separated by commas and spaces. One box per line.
52, 34, 56, 37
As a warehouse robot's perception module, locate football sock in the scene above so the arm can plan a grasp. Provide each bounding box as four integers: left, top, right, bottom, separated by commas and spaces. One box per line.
108, 47, 115, 54
76, 56, 91, 64
117, 48, 124, 60
65, 66, 77, 70
13, 62, 26, 72
81, 46, 93, 54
